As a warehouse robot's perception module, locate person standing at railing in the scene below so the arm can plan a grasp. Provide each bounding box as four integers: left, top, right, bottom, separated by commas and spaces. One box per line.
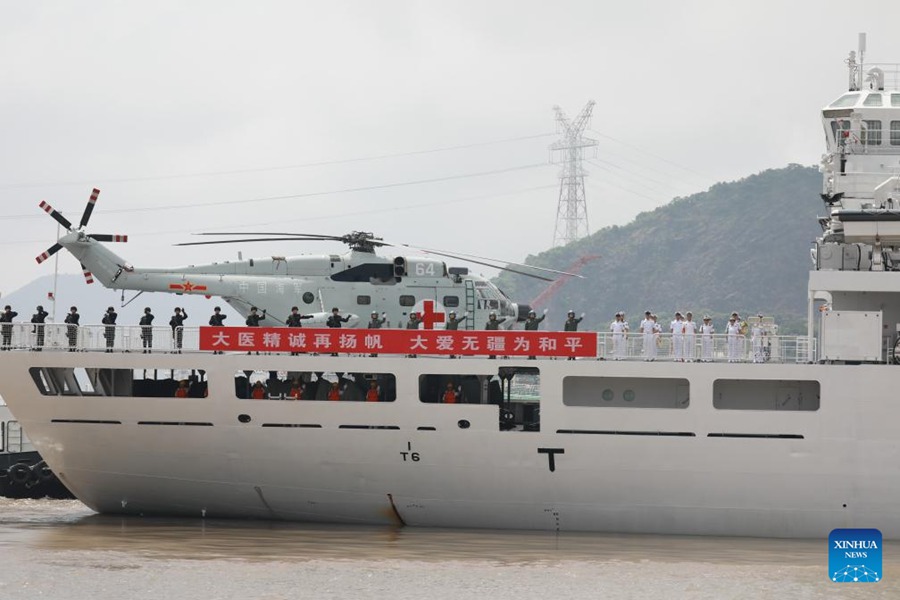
102, 307, 117, 352
726, 315, 742, 363
31, 305, 48, 351
640, 311, 655, 361
670, 312, 685, 362
170, 307, 188, 353
610, 312, 628, 360
683, 312, 697, 362
209, 306, 227, 326
139, 307, 155, 354
563, 310, 584, 361
700, 315, 715, 362
64, 306, 79, 352
1, 305, 17, 351
751, 314, 766, 363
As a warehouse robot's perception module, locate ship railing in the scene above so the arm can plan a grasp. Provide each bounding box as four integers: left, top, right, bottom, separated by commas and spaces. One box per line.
0, 323, 196, 354
0, 324, 818, 362
595, 332, 816, 364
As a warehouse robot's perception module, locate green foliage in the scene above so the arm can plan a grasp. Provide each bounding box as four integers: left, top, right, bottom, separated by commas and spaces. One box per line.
497, 165, 822, 331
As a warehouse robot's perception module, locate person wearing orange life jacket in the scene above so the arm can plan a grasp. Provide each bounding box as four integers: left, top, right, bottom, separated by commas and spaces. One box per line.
174, 380, 189, 398
250, 381, 267, 399
365, 380, 380, 402
441, 381, 459, 404
327, 381, 342, 401
288, 379, 304, 400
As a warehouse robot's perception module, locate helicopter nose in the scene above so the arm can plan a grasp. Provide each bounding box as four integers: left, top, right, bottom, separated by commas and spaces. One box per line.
516, 303, 532, 322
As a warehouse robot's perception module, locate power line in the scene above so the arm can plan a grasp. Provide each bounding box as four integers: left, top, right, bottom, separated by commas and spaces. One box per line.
0, 132, 555, 190
589, 129, 714, 183
0, 162, 551, 221
0, 184, 557, 245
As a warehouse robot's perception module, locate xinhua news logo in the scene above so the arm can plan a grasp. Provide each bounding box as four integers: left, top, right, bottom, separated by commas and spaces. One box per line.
829, 528, 882, 583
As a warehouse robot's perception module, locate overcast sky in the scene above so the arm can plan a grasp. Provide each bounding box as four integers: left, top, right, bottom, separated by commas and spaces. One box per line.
1, 1, 897, 298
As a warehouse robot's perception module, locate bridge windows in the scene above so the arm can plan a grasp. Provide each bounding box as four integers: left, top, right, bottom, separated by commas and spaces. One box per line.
893, 94, 900, 107
864, 93, 883, 107
830, 93, 859, 108
863, 120, 882, 145
891, 121, 900, 146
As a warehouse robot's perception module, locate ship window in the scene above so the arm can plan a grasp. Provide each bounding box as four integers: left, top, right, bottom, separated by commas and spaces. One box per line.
863, 120, 882, 145
892, 94, 900, 107
829, 93, 859, 107
418, 367, 541, 431
713, 379, 820, 411
28, 367, 208, 398
443, 296, 460, 308
891, 121, 900, 146
356, 295, 371, 305
235, 370, 396, 402
863, 93, 883, 107
399, 295, 415, 307
563, 376, 689, 408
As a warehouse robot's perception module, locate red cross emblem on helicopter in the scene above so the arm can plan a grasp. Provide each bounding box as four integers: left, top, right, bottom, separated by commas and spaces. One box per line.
419, 299, 445, 329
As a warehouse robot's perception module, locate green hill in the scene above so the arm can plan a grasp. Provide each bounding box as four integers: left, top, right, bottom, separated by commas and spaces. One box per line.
496, 164, 823, 333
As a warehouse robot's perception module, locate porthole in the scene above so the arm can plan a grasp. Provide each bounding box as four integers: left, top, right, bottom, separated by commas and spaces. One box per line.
601, 389, 614, 402
623, 389, 635, 402
302, 292, 315, 304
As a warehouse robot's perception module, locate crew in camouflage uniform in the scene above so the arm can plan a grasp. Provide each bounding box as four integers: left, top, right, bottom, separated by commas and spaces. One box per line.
64, 306, 80, 351
1, 305, 17, 350
31, 305, 48, 350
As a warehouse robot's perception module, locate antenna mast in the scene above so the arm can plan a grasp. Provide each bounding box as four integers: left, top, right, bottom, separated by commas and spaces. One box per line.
550, 101, 598, 247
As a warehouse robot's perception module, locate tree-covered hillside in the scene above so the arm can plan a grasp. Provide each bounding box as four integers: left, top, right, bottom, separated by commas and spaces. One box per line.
496, 165, 823, 333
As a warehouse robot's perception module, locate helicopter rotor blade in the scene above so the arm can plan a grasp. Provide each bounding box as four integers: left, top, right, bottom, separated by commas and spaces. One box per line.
385, 241, 586, 279
35, 243, 63, 265
81, 263, 95, 284
403, 247, 553, 282
174, 237, 320, 247
79, 188, 100, 229
38, 201, 73, 230
89, 234, 129, 243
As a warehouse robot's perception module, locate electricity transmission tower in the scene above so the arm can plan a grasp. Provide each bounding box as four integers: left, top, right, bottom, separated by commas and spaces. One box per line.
550, 101, 598, 247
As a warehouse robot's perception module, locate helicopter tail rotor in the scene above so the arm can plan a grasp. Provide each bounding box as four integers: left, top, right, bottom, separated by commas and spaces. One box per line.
79, 188, 100, 229
35, 243, 63, 265
34, 188, 129, 284
81, 263, 95, 285
38, 200, 73, 231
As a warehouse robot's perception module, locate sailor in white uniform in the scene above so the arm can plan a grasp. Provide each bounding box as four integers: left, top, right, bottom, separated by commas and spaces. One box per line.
639, 311, 655, 361
610, 312, 629, 360
670, 312, 685, 362
682, 311, 697, 362
700, 315, 715, 362
726, 315, 742, 362
751, 313, 766, 363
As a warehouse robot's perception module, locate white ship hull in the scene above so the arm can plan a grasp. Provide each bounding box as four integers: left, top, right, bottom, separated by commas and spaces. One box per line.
0, 349, 895, 538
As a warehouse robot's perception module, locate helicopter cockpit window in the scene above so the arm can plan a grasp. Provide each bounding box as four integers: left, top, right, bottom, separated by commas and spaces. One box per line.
302, 292, 315, 304
443, 296, 459, 308
399, 295, 415, 307
357, 295, 371, 305
830, 93, 859, 108
864, 93, 883, 107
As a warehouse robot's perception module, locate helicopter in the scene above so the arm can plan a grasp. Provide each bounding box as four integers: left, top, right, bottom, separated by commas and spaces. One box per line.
34, 189, 581, 329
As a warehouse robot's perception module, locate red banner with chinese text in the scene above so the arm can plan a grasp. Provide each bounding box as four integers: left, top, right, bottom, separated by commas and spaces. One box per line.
199, 327, 597, 357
